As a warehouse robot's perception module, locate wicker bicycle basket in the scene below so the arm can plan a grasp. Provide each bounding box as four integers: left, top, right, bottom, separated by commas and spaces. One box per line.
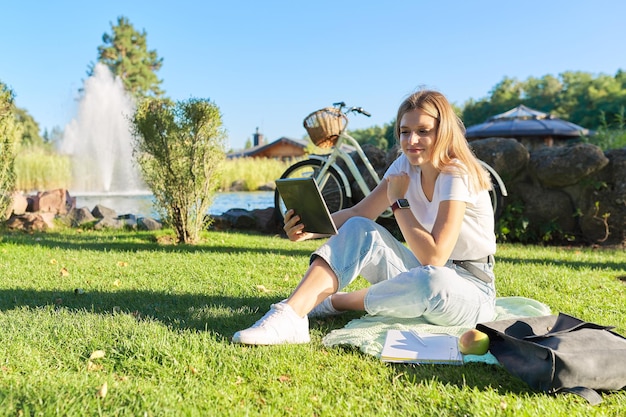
303, 107, 347, 148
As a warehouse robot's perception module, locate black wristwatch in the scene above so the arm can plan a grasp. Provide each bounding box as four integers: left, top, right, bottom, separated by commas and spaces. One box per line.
391, 198, 410, 212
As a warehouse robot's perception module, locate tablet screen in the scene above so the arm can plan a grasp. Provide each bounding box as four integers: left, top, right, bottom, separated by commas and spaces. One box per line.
275, 177, 338, 235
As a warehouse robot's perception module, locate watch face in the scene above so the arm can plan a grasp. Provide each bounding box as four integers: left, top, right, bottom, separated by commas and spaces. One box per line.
398, 198, 410, 208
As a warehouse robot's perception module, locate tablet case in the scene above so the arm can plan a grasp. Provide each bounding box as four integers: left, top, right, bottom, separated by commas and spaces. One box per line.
275, 177, 338, 235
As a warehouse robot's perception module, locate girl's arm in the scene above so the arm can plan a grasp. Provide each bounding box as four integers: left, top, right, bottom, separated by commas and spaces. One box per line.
394, 199, 465, 266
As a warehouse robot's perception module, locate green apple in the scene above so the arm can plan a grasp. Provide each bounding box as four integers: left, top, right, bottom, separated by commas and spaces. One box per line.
458, 329, 490, 355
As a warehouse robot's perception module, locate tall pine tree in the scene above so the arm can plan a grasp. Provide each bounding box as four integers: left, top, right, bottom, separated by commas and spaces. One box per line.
90, 16, 164, 99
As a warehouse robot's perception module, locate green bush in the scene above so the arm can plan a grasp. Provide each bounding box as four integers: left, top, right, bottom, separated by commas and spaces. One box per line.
0, 82, 21, 217
131, 97, 226, 244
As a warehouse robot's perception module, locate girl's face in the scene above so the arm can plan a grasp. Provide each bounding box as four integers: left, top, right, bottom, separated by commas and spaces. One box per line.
399, 108, 438, 166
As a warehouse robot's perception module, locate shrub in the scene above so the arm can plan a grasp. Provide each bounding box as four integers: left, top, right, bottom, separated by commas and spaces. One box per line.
0, 82, 21, 218
131, 97, 226, 243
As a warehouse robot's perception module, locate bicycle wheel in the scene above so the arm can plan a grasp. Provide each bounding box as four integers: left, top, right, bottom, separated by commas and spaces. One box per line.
274, 159, 348, 221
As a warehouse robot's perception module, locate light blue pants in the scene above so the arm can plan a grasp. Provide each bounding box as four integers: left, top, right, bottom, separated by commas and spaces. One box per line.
312, 217, 496, 327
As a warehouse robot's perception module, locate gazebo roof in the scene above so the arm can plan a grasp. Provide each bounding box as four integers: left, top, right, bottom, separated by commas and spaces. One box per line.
465, 105, 592, 139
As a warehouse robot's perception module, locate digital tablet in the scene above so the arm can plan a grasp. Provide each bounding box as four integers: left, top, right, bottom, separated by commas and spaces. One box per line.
275, 177, 338, 235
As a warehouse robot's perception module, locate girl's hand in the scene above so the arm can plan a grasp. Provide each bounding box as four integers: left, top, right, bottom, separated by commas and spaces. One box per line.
386, 172, 410, 203
283, 209, 313, 242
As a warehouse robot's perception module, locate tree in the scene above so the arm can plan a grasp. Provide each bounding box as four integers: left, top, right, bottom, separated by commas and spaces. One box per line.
461, 71, 626, 131
131, 98, 226, 244
349, 122, 396, 150
13, 107, 44, 147
91, 16, 164, 99
0, 81, 22, 218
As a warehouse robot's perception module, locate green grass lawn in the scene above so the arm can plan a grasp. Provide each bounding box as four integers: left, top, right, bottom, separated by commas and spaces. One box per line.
0, 228, 624, 416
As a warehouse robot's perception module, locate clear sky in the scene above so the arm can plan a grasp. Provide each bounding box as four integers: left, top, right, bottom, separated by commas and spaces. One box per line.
2, 0, 626, 151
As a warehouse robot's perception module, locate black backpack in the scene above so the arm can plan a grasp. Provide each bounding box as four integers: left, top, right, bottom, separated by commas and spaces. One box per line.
477, 313, 626, 405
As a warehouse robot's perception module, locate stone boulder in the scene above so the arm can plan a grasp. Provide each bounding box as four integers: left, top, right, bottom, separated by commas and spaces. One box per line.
471, 138, 529, 182
576, 147, 626, 244
64, 207, 97, 227
94, 217, 124, 230
138, 217, 162, 231
209, 207, 282, 234
3, 192, 28, 219
6, 212, 55, 231
513, 182, 578, 235
529, 143, 609, 188
92, 204, 117, 219
220, 208, 257, 229
29, 189, 74, 214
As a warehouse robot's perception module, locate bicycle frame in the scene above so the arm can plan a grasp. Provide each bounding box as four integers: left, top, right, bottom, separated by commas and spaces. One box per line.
307, 132, 381, 201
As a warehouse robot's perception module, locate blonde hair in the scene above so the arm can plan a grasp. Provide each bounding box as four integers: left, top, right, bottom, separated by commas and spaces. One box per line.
395, 90, 491, 192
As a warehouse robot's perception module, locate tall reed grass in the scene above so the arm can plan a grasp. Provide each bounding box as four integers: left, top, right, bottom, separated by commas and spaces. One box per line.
219, 157, 300, 191
14, 149, 299, 193
14, 146, 71, 192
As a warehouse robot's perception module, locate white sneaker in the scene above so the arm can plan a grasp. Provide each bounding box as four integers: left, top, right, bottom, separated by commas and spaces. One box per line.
232, 302, 310, 345
308, 293, 346, 318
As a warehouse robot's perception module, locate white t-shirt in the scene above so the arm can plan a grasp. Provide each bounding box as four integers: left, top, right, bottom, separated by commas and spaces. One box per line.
384, 154, 496, 261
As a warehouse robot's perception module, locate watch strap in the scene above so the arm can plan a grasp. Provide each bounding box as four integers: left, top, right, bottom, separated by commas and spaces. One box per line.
391, 199, 409, 212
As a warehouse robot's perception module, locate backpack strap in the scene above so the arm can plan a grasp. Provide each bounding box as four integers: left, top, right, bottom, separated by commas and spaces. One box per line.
559, 386, 603, 405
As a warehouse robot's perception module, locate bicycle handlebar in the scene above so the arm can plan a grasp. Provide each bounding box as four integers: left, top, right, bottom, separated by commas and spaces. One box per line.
332, 101, 371, 118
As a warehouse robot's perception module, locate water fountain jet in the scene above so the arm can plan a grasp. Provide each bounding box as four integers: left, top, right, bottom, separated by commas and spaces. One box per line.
59, 63, 146, 195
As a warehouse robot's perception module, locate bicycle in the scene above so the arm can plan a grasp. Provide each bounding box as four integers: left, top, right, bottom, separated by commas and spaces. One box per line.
274, 102, 507, 223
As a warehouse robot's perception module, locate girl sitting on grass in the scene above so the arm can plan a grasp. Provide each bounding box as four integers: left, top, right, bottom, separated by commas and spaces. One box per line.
233, 89, 497, 345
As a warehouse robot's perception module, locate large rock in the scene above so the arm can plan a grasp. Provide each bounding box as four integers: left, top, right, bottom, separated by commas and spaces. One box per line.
529, 143, 609, 188
64, 207, 97, 227
514, 182, 578, 235
220, 208, 257, 229
3, 192, 28, 219
92, 204, 117, 219
577, 148, 626, 244
138, 217, 162, 231
29, 189, 74, 214
6, 212, 55, 231
471, 138, 529, 182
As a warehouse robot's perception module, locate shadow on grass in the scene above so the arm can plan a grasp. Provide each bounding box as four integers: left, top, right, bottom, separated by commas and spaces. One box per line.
388, 360, 537, 396
496, 254, 626, 272
0, 287, 354, 342
0, 229, 314, 258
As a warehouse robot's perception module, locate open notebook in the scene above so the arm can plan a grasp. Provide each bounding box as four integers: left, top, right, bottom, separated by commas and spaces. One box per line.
381, 329, 462, 365
275, 177, 338, 235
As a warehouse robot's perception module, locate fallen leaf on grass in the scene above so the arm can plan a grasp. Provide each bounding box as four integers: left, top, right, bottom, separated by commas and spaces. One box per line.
117, 261, 128, 267
96, 381, 108, 398
278, 375, 291, 383
50, 259, 57, 265
87, 360, 103, 372
188, 365, 199, 375
255, 285, 271, 293
89, 350, 106, 360
112, 279, 121, 287
59, 267, 69, 277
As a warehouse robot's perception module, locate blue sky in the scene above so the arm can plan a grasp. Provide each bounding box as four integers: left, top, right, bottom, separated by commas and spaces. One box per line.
2, 0, 626, 151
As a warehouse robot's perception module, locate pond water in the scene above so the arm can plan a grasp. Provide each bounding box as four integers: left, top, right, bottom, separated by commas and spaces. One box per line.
74, 191, 275, 218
